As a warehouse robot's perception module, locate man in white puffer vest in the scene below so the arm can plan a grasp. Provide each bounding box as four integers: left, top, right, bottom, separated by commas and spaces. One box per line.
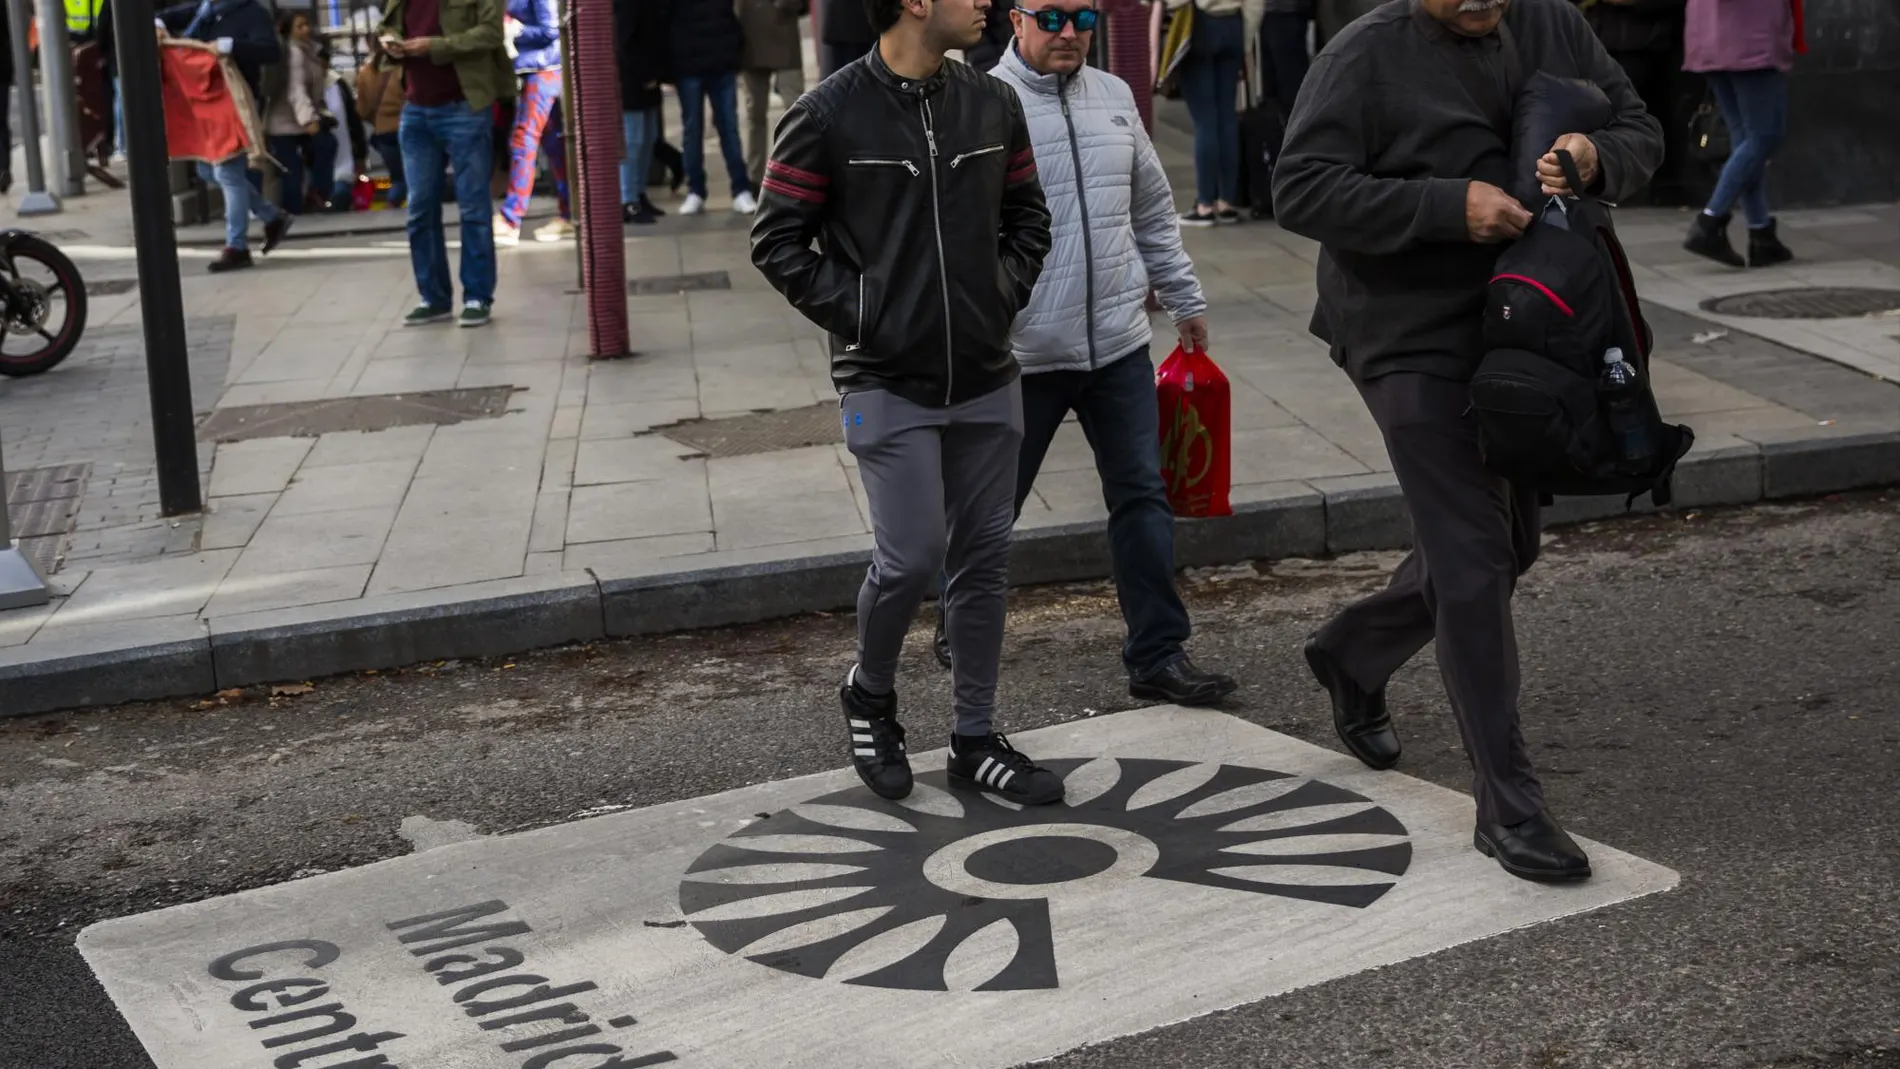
933, 0, 1238, 706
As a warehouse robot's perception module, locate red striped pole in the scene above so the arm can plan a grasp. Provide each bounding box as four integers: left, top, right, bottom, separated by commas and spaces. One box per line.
567, 0, 631, 358
1104, 0, 1154, 132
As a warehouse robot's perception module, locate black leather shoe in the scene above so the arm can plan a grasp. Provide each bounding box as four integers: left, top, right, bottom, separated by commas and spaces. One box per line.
1747, 218, 1794, 268
932, 611, 952, 670
1130, 657, 1237, 706
1303, 636, 1401, 770
1474, 810, 1592, 883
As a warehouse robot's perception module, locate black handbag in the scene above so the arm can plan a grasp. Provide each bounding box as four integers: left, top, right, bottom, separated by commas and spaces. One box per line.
1688, 90, 1730, 164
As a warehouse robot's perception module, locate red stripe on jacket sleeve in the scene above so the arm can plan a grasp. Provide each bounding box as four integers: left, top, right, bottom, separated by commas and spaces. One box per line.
762, 177, 827, 204
766, 160, 831, 188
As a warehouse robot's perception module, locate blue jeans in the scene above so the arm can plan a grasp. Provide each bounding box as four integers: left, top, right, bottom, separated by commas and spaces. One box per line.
1180, 12, 1244, 207
370, 131, 407, 205
268, 132, 339, 214
196, 153, 280, 251
1704, 69, 1787, 228
621, 106, 660, 204
400, 101, 496, 309
940, 346, 1191, 679
677, 73, 750, 199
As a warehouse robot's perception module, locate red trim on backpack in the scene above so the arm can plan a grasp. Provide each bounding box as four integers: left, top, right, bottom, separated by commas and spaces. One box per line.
1490, 273, 1576, 318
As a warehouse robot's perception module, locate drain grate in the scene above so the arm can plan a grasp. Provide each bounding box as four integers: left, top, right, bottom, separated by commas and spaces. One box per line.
86, 278, 138, 296
1701, 287, 1900, 319
196, 386, 516, 443
3, 463, 90, 574
657, 403, 843, 459
629, 270, 732, 296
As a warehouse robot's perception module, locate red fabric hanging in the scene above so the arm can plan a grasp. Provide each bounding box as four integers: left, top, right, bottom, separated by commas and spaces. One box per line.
1790, 0, 1807, 55
160, 46, 251, 165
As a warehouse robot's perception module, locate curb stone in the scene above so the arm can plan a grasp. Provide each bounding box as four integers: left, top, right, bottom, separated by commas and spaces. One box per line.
0, 432, 1896, 718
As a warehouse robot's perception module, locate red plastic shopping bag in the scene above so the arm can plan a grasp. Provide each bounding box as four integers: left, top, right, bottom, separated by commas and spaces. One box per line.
1155, 342, 1232, 518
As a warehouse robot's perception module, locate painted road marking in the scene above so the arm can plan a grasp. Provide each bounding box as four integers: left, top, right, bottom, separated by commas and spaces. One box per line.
79, 707, 1677, 1069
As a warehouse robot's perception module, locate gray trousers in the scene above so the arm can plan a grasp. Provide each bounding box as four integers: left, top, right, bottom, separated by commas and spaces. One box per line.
842, 382, 1024, 736
743, 67, 807, 192
1312, 372, 1547, 826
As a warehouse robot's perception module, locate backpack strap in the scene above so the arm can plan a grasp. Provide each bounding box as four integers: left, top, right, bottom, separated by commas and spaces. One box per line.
1552, 147, 1590, 204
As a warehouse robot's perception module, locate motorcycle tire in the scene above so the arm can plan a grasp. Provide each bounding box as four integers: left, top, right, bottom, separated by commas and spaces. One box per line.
0, 232, 88, 378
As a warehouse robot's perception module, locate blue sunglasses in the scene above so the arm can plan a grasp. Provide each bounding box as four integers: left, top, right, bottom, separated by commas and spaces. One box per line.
1018, 6, 1099, 32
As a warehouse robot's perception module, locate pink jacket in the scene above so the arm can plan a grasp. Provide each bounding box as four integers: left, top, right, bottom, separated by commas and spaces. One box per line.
1683, 0, 1798, 73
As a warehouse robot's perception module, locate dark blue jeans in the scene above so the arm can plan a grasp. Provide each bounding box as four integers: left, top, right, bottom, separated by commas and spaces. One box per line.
400, 101, 496, 308
268, 132, 338, 214
1009, 347, 1192, 679
1179, 11, 1244, 208
1704, 69, 1787, 228
677, 72, 750, 199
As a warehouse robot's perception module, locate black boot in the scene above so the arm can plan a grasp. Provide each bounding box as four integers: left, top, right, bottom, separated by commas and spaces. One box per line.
1683, 211, 1745, 268
639, 193, 665, 218
207, 248, 255, 273
1747, 218, 1795, 267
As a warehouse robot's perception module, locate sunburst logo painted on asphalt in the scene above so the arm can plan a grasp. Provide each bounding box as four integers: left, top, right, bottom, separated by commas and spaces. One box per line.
679, 757, 1413, 991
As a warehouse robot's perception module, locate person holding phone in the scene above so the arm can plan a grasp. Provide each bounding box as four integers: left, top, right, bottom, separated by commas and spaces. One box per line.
377, 0, 514, 328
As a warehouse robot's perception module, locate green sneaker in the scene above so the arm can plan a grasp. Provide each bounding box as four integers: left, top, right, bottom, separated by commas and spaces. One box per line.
458, 301, 493, 329
403, 304, 453, 327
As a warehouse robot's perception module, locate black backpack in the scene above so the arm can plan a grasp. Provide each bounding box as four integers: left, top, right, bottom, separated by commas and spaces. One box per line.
1468, 150, 1694, 507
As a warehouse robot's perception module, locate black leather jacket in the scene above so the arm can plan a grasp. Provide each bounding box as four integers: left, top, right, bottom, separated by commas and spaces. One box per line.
750, 49, 1053, 408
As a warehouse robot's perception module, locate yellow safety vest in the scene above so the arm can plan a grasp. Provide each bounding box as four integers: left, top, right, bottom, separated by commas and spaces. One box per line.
65, 0, 106, 35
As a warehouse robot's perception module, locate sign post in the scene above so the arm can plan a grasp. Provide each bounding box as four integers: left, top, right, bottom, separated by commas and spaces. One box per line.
115, 0, 205, 515
6, 0, 62, 215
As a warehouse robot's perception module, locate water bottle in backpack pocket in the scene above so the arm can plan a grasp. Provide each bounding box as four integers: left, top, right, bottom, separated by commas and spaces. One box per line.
1468, 175, 1694, 508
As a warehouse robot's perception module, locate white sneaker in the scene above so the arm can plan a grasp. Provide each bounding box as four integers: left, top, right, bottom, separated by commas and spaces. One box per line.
680, 193, 706, 216
493, 218, 521, 246
535, 218, 576, 243
733, 190, 759, 215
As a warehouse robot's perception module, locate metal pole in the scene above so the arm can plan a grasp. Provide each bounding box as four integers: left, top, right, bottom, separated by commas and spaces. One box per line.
7, 0, 60, 213
115, 0, 204, 515
0, 438, 53, 610
35, 0, 86, 197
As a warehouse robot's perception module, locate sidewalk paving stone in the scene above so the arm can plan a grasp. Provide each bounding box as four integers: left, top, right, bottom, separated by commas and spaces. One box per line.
2, 93, 1899, 714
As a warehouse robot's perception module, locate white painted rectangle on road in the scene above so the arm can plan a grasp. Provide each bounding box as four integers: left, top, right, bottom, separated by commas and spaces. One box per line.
78, 708, 1678, 1069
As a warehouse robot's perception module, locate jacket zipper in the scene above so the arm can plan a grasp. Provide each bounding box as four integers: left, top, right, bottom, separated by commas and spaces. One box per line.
1060, 79, 1097, 369
848, 157, 920, 176
846, 274, 865, 352
921, 98, 954, 405
948, 144, 1005, 168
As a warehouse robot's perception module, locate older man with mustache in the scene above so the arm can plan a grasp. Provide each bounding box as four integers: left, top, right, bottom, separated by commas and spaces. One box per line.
1271, 0, 1662, 883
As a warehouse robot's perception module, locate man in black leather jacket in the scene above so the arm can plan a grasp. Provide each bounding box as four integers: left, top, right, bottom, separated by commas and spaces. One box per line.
751, 0, 1057, 808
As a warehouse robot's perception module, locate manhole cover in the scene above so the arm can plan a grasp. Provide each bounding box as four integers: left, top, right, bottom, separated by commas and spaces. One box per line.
629, 270, 731, 296
657, 402, 843, 458
3, 462, 90, 574
196, 385, 515, 443
86, 278, 138, 295
1701, 287, 1900, 319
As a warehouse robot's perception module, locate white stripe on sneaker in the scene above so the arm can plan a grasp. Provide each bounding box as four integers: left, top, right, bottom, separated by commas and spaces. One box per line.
852, 733, 874, 743
854, 747, 878, 757
976, 757, 997, 785
849, 719, 871, 729
996, 768, 1015, 791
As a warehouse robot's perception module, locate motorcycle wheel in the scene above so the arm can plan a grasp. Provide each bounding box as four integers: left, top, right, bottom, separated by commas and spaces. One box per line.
0, 233, 88, 378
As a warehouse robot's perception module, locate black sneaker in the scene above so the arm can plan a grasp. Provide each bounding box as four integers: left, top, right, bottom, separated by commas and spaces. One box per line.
639, 194, 666, 218
947, 732, 1065, 805
842, 667, 911, 800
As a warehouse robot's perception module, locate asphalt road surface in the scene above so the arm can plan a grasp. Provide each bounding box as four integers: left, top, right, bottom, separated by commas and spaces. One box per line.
2, 493, 1897, 1069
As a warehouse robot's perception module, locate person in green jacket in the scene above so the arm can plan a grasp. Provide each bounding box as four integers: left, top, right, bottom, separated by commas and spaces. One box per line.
379, 0, 516, 328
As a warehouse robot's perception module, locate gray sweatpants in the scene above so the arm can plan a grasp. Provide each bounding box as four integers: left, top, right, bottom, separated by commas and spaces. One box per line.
842, 381, 1024, 735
